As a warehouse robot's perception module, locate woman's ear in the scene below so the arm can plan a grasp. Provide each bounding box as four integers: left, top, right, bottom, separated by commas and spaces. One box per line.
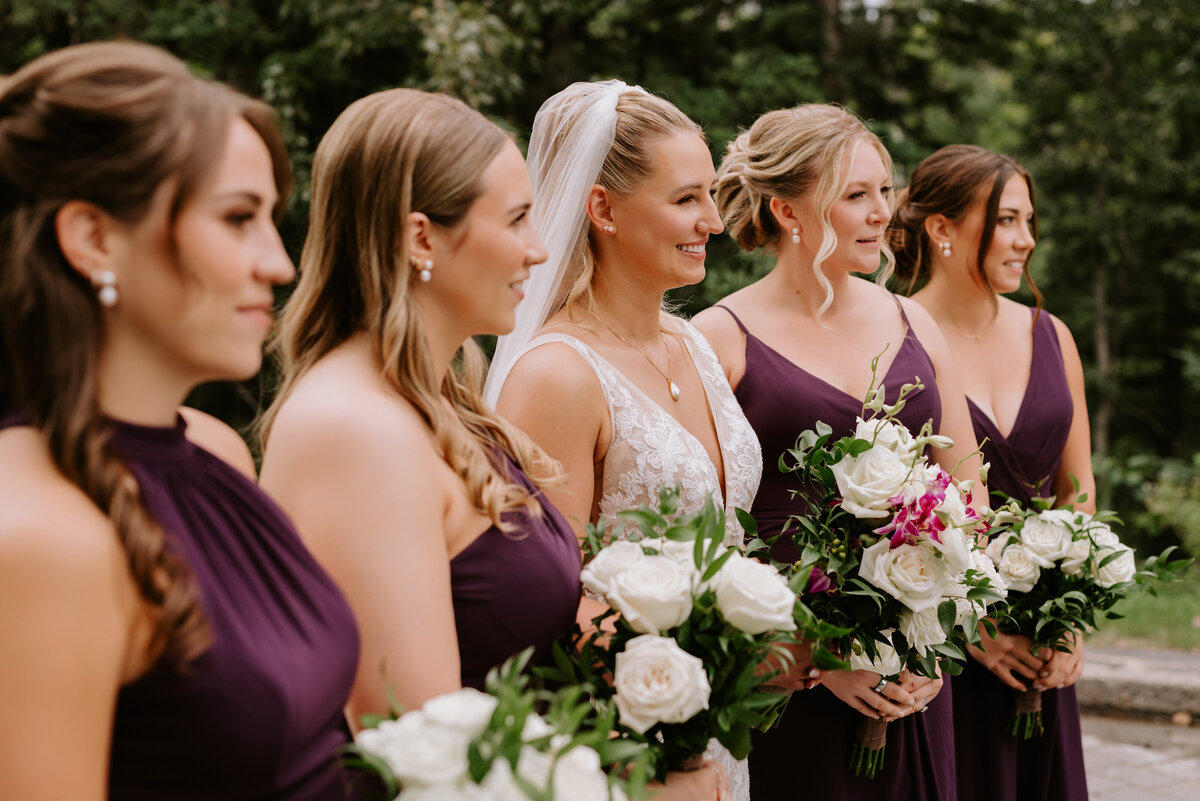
585, 184, 616, 234
768, 196, 801, 240
55, 200, 118, 283
923, 213, 953, 247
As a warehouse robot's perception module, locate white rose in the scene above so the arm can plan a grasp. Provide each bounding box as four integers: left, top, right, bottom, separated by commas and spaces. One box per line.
606, 556, 694, 634
848, 632, 902, 676
831, 445, 912, 518
1084, 518, 1121, 549
520, 713, 554, 743
855, 417, 920, 462
640, 537, 703, 582
985, 533, 1014, 565
1039, 508, 1078, 526
711, 551, 797, 634
552, 746, 610, 801
357, 712, 470, 787
997, 544, 1044, 593
398, 782, 486, 801
1094, 546, 1136, 587
613, 635, 710, 734
930, 525, 972, 575
969, 547, 1008, 598
580, 540, 646, 596
1060, 538, 1091, 575
860, 540, 948, 612
422, 688, 498, 740
482, 748, 550, 801
900, 606, 947, 655
1020, 515, 1074, 563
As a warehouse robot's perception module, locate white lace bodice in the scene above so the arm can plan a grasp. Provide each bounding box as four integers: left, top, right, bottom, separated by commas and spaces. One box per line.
523, 317, 762, 547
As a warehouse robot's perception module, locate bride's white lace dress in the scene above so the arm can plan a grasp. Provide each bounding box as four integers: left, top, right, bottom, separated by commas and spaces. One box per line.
521, 315, 763, 801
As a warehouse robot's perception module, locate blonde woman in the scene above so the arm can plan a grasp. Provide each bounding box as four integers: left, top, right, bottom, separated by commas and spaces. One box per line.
258, 89, 586, 721
693, 105, 984, 800
486, 81, 762, 801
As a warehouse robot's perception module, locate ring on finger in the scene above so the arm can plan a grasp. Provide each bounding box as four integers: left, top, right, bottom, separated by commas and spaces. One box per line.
873, 677, 888, 693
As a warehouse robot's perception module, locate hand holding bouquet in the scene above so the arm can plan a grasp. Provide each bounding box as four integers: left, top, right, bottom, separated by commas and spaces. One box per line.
985, 500, 1190, 738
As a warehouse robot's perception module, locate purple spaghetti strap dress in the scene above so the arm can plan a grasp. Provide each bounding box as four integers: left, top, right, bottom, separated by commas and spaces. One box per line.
449, 451, 582, 691
715, 304, 957, 801
0, 412, 360, 800
953, 308, 1089, 801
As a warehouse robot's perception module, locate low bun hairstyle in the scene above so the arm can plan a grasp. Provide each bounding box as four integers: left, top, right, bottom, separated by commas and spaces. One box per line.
0, 41, 291, 668
888, 144, 1041, 309
716, 104, 895, 314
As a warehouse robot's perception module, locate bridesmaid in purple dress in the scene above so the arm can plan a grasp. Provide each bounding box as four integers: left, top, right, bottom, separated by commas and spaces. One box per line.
0, 43, 359, 800
890, 145, 1093, 801
259, 89, 582, 725
694, 105, 986, 801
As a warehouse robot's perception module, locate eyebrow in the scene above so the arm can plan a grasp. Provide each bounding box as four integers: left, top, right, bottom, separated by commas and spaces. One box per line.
506, 201, 532, 215
212, 190, 272, 206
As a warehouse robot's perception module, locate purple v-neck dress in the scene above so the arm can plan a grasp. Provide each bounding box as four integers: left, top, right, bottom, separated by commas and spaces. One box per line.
449, 451, 582, 690
953, 308, 1089, 801
0, 412, 359, 800
716, 304, 957, 801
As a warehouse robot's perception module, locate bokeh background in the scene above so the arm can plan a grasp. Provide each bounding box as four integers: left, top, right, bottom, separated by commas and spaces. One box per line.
4, 0, 1198, 591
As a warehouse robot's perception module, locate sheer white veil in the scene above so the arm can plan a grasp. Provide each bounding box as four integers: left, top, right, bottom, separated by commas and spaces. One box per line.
483, 80, 646, 408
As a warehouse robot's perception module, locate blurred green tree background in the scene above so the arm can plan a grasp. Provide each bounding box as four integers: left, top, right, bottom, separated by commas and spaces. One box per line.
4, 0, 1198, 557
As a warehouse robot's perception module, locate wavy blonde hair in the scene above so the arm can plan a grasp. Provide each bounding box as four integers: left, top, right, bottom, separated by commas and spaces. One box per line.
716, 104, 896, 315
261, 89, 557, 526
544, 89, 701, 321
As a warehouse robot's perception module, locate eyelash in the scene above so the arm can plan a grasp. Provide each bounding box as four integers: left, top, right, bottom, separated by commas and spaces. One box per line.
227, 211, 255, 227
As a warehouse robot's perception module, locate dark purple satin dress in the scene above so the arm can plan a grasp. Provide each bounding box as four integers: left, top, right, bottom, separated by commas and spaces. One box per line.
716, 304, 956, 801
450, 452, 582, 691
0, 413, 359, 800
954, 309, 1089, 801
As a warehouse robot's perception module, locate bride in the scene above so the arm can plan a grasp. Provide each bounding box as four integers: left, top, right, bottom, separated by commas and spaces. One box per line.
485, 80, 761, 801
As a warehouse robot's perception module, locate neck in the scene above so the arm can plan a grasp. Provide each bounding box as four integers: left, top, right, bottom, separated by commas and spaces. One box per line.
412, 297, 464, 388
914, 270, 998, 337
588, 264, 667, 342
96, 347, 192, 427
765, 248, 855, 317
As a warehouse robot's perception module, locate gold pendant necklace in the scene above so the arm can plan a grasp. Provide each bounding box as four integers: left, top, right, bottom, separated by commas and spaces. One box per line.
590, 312, 681, 401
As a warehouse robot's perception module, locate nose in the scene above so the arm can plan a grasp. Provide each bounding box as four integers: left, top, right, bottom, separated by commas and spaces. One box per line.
256, 225, 296, 285
1016, 220, 1036, 250
700, 193, 725, 235
869, 192, 891, 225
525, 227, 548, 267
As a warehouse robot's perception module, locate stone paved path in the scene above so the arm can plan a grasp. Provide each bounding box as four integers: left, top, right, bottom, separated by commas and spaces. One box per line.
1082, 715, 1200, 800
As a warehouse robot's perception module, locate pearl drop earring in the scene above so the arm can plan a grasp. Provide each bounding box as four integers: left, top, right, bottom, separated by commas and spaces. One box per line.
602, 225, 615, 233
93, 270, 118, 308
791, 227, 801, 244
940, 241, 952, 258
418, 259, 433, 282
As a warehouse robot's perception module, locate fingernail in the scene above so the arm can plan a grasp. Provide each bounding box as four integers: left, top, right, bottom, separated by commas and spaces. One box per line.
1039, 670, 1049, 678
809, 668, 821, 677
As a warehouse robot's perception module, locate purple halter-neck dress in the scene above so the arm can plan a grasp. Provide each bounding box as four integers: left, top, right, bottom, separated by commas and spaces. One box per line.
716, 303, 956, 801
953, 308, 1089, 801
0, 412, 360, 800
449, 451, 582, 690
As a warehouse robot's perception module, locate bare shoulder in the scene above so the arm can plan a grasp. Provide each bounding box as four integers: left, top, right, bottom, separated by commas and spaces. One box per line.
501, 336, 604, 409
179, 407, 255, 479
0, 428, 130, 605
690, 302, 743, 347
1045, 310, 1082, 355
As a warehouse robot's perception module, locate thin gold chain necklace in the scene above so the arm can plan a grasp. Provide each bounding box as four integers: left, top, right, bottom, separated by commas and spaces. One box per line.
589, 311, 681, 401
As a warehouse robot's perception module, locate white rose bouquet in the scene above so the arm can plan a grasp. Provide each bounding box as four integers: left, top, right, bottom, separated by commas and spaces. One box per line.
347, 651, 643, 800
539, 488, 823, 781
984, 499, 1189, 738
760, 379, 1005, 777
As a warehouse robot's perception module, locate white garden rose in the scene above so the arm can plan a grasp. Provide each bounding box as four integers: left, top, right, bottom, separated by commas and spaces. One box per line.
1060, 538, 1092, 575
969, 547, 1008, 597
985, 533, 1014, 565
831, 445, 913, 518
900, 606, 947, 655
398, 782, 487, 801
356, 712, 470, 787
613, 635, 710, 734
1094, 546, 1136, 587
848, 632, 903, 676
580, 540, 646, 596
481, 747, 550, 801
860, 539, 948, 612
1020, 515, 1074, 563
639, 537, 702, 577
422, 688, 498, 739
997, 544, 1045, 593
551, 746, 610, 801
605, 556, 694, 634
930, 525, 972, 575
1084, 517, 1121, 549
854, 417, 920, 463
711, 551, 798, 634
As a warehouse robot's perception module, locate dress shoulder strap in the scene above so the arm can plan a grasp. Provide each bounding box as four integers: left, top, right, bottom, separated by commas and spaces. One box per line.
712, 304, 749, 334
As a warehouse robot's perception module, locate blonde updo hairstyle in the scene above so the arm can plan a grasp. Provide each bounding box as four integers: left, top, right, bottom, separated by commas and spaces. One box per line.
716, 104, 896, 314
888, 144, 1041, 311
544, 89, 702, 321
263, 89, 557, 527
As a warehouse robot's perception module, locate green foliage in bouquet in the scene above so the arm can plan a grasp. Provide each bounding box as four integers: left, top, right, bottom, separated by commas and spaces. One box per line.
538, 488, 833, 782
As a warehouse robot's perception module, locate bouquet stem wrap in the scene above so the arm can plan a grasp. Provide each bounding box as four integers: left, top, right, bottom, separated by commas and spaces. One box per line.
1007, 687, 1045, 740
849, 717, 888, 778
